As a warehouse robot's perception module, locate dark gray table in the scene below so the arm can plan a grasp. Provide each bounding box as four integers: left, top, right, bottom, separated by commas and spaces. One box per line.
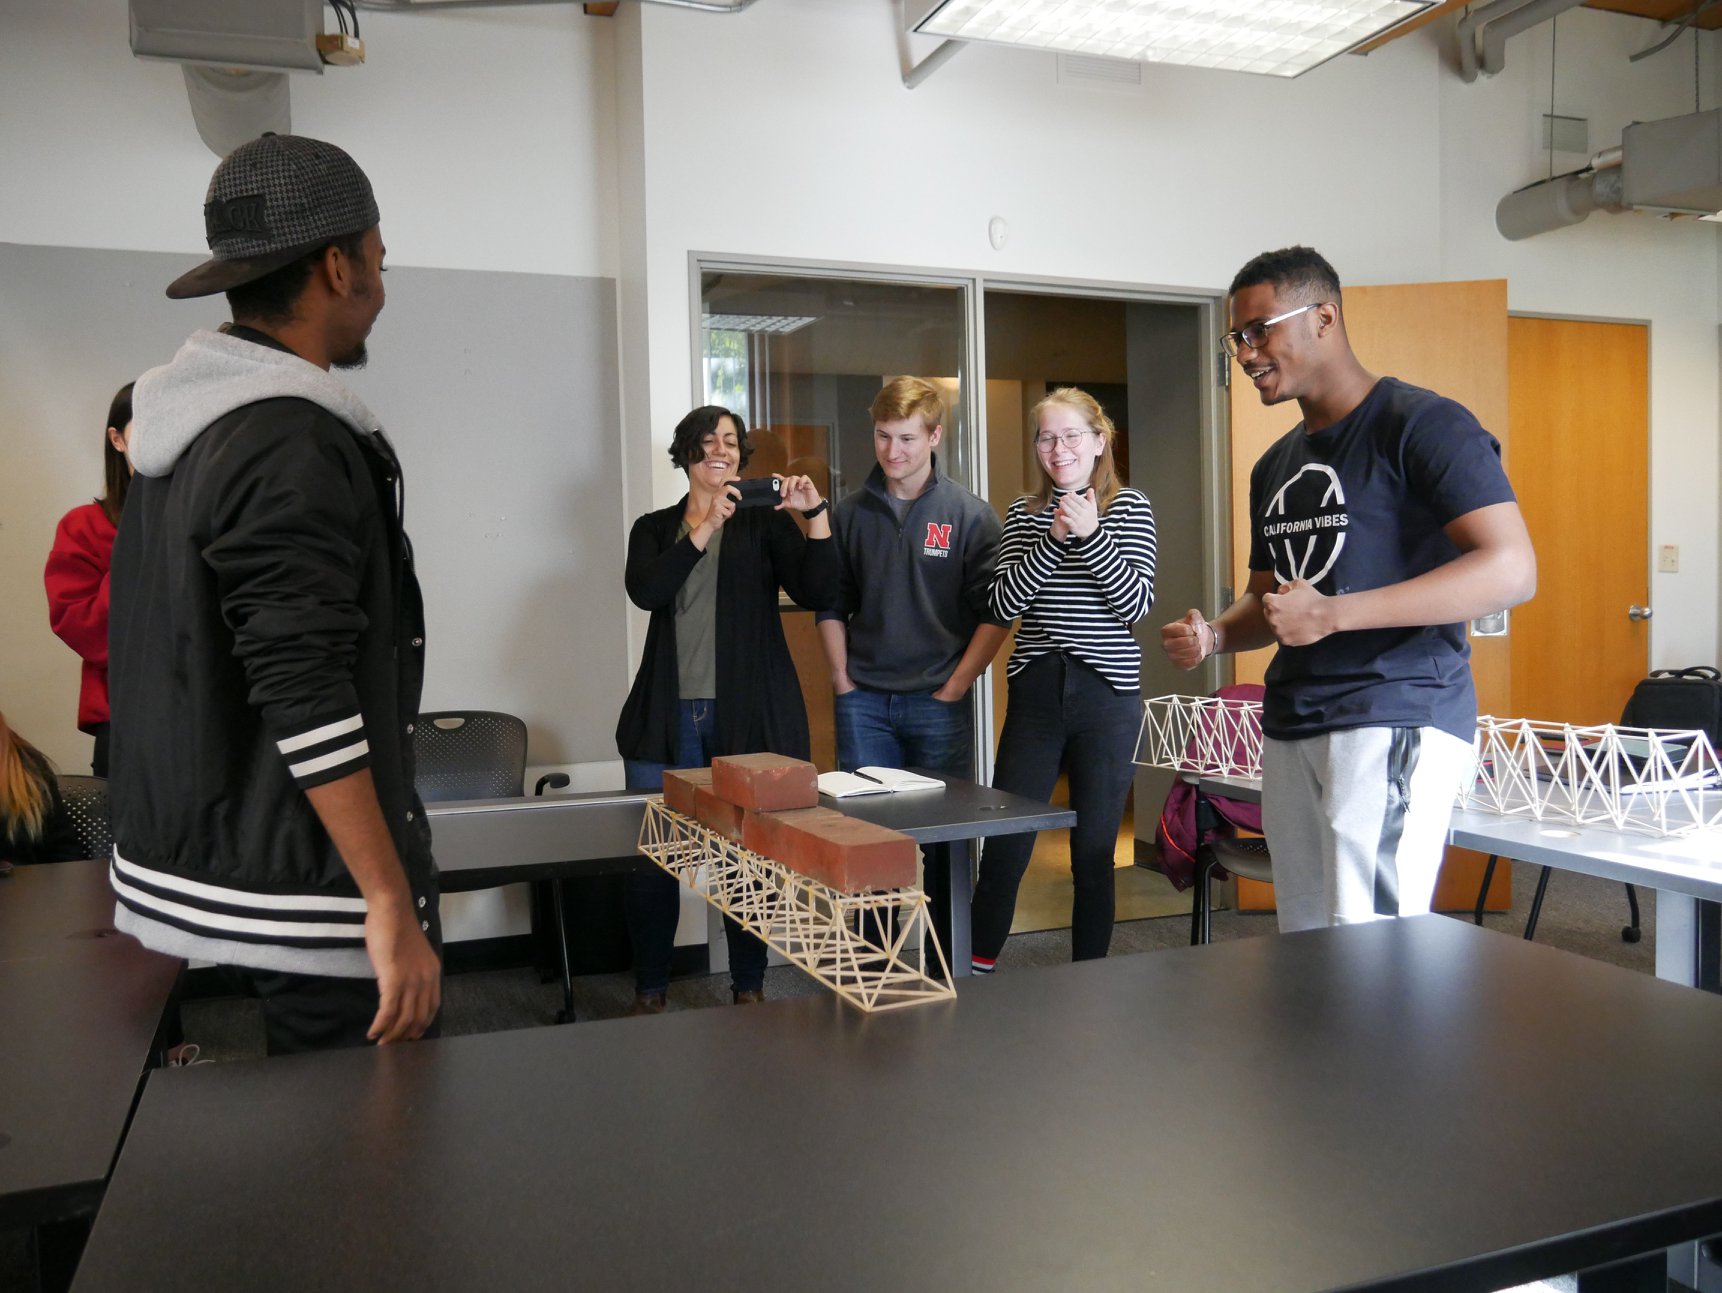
0, 857, 131, 965
0, 946, 181, 1229
0, 862, 182, 1230
73, 916, 1722, 1292
1191, 774, 1722, 993
426, 776, 1076, 994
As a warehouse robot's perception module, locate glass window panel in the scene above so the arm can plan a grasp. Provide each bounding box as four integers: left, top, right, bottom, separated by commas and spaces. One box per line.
698, 270, 971, 503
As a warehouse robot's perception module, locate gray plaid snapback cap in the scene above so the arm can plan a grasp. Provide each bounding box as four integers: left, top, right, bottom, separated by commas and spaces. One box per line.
166, 133, 380, 300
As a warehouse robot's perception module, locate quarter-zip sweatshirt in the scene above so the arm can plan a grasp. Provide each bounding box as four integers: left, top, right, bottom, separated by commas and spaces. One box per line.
818, 456, 1004, 693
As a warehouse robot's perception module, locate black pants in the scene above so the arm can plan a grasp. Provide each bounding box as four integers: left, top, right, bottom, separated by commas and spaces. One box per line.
90, 722, 109, 778
240, 969, 445, 1057
970, 652, 1139, 964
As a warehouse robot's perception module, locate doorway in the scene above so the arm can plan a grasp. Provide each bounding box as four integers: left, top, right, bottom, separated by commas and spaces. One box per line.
982, 287, 1219, 932
1505, 314, 1650, 725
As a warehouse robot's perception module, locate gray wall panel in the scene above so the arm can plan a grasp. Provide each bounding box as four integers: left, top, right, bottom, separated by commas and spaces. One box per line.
1, 242, 625, 774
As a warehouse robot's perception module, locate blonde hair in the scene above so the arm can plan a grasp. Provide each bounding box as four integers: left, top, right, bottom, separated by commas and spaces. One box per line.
0, 712, 52, 846
870, 376, 945, 432
1025, 386, 1123, 514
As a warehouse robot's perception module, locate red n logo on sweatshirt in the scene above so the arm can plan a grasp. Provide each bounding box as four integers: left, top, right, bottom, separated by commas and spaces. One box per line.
924, 523, 953, 550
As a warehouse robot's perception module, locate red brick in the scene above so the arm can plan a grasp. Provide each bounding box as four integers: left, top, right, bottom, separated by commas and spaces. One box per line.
742, 806, 845, 860
745, 809, 916, 893
662, 767, 713, 817
711, 753, 818, 811
693, 783, 746, 842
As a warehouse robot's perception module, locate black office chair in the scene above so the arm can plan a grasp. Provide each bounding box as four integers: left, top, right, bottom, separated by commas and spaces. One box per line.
412, 711, 568, 802
411, 711, 577, 1018
1189, 786, 1273, 946
58, 774, 114, 861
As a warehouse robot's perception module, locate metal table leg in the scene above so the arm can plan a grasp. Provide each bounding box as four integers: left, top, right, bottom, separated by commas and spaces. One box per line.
551, 877, 575, 1024
937, 839, 973, 978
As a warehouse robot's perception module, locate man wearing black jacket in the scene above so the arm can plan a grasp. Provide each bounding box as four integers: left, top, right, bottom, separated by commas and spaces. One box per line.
109, 134, 440, 1054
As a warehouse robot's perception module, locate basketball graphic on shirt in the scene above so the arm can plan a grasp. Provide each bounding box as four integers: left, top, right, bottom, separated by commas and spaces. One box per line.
1261, 463, 1349, 587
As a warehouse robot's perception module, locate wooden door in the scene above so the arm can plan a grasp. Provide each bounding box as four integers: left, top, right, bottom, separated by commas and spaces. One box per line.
1227, 280, 1512, 911
1505, 317, 1649, 726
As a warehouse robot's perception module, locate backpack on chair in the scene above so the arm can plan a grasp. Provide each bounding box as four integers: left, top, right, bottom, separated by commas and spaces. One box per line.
1620, 666, 1722, 751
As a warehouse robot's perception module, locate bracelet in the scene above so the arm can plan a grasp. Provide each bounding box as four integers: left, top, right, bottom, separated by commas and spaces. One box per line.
1201, 619, 1220, 660
801, 499, 829, 519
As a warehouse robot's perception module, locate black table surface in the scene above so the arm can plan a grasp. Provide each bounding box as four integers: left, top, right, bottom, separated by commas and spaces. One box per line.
825, 770, 1076, 842
0, 858, 130, 965
0, 860, 182, 1225
0, 943, 181, 1227
427, 774, 1076, 889
75, 917, 1722, 1293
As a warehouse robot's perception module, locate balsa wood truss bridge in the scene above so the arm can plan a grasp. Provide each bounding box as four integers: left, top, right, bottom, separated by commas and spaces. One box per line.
1136, 693, 1722, 840
636, 798, 956, 1012
1467, 716, 1722, 838
1136, 693, 1265, 779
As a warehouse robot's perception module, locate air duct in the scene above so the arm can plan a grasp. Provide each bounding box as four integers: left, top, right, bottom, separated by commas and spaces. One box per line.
1457, 0, 1585, 83
1497, 165, 1627, 240
131, 0, 330, 156
1497, 108, 1722, 239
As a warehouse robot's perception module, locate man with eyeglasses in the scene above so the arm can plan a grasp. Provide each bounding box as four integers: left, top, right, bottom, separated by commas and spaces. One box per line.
1161, 246, 1536, 933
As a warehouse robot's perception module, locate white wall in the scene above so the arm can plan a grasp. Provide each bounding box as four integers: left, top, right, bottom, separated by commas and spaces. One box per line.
630, 0, 1450, 511
628, 1, 1722, 666
0, 0, 617, 277
1437, 8, 1722, 669
2, 0, 623, 777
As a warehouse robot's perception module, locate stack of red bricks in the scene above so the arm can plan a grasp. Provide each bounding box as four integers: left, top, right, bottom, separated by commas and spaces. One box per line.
660, 753, 917, 895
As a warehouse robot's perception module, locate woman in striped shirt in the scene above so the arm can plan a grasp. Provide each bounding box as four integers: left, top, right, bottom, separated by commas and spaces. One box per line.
970, 387, 1157, 971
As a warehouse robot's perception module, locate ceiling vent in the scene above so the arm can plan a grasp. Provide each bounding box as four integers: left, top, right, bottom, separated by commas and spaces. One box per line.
130, 0, 337, 157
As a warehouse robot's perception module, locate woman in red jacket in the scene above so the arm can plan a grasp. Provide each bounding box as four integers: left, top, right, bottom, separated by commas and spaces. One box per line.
43, 382, 133, 776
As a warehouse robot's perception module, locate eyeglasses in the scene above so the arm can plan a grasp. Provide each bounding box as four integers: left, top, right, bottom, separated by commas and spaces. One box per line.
1034, 428, 1095, 451
1220, 302, 1324, 358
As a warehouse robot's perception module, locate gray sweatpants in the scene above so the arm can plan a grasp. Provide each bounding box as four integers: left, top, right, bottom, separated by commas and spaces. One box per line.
1262, 726, 1474, 933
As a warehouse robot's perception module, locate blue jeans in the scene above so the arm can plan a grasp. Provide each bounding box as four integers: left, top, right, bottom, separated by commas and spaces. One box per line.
833, 685, 972, 778
835, 685, 972, 965
623, 699, 768, 995
970, 652, 1139, 963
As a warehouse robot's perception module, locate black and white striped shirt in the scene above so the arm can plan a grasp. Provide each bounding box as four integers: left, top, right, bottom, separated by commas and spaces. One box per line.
992, 487, 1157, 693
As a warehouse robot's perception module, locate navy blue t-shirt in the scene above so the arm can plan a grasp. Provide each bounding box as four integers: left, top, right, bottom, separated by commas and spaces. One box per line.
1247, 377, 1516, 742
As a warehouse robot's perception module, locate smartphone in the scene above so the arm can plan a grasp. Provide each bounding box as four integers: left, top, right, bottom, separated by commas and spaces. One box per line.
729, 477, 783, 509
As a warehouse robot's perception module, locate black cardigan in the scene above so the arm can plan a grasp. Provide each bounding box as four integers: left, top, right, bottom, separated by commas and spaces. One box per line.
615, 498, 838, 764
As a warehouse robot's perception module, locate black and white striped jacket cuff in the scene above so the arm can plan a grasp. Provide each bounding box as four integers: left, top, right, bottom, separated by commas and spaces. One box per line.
275, 712, 371, 788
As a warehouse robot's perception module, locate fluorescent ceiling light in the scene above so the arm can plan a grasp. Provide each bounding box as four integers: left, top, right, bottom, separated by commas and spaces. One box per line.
912, 0, 1433, 78
703, 314, 820, 335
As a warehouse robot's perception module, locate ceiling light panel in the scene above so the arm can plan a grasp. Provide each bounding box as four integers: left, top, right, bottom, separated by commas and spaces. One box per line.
913, 0, 1433, 78
703, 314, 820, 335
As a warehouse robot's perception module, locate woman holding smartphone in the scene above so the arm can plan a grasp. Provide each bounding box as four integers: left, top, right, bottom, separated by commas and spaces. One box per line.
969, 387, 1157, 971
614, 404, 836, 1014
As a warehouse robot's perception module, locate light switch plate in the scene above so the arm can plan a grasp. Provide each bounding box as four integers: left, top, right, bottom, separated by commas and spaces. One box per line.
1658, 544, 1680, 573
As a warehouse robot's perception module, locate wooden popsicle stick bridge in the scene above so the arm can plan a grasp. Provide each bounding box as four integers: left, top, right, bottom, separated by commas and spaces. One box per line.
1135, 693, 1721, 840
636, 798, 956, 1012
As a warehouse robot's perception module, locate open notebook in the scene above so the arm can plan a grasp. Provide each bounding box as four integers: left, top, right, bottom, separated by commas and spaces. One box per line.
817, 767, 945, 798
